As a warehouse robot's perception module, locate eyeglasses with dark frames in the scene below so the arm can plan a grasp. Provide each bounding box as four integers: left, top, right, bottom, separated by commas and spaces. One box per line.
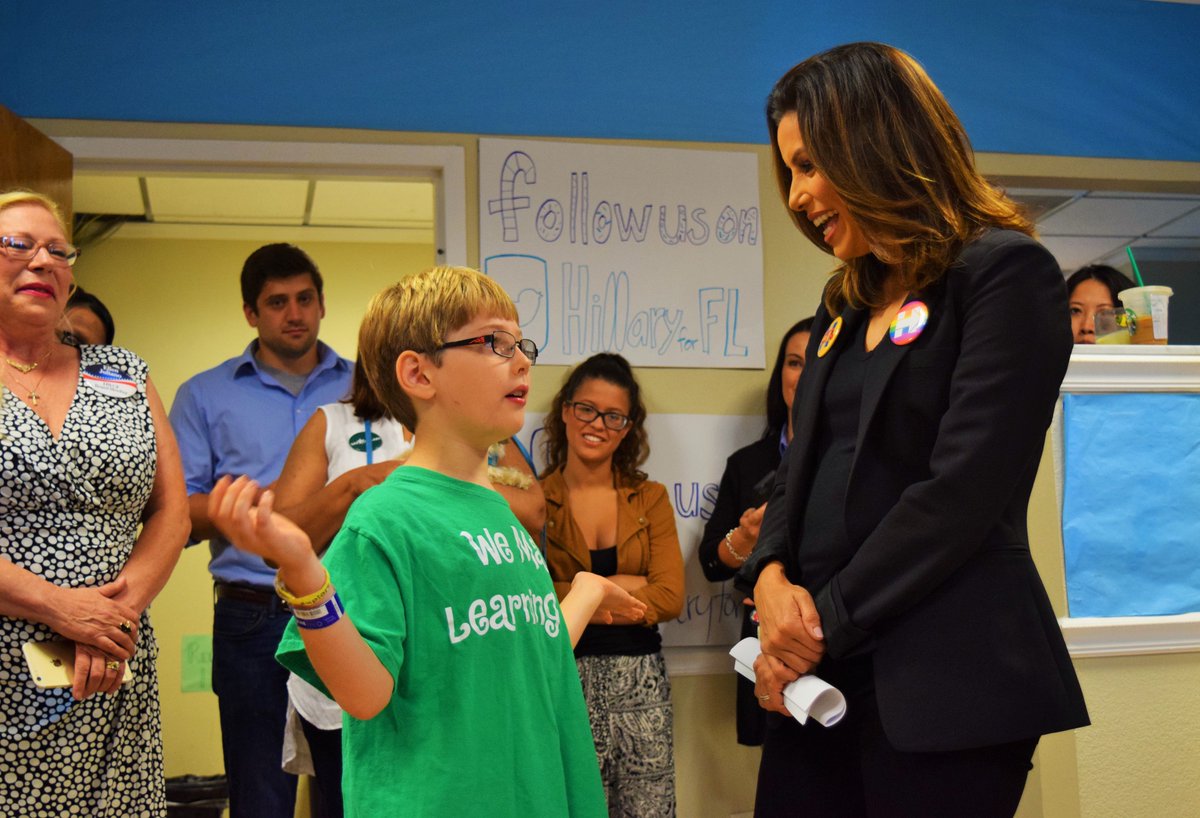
0, 234, 80, 267
438, 329, 538, 364
566, 401, 631, 431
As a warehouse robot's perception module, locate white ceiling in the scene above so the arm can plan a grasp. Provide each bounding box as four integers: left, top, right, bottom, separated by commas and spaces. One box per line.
1010, 188, 1200, 273
72, 173, 437, 244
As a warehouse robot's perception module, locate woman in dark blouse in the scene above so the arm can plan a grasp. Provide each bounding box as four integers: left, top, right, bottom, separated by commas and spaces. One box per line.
697, 317, 810, 746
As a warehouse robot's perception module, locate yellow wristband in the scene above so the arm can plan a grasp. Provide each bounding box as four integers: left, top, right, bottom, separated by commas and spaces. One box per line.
274, 566, 332, 608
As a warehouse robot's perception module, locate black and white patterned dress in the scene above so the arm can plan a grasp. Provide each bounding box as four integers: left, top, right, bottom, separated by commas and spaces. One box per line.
0, 345, 166, 817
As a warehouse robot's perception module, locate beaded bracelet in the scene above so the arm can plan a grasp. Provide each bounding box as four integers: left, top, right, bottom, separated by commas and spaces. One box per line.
274, 566, 332, 608
292, 593, 346, 630
724, 528, 748, 564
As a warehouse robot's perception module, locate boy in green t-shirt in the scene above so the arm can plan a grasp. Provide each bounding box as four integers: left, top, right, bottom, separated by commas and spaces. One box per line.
208, 266, 643, 817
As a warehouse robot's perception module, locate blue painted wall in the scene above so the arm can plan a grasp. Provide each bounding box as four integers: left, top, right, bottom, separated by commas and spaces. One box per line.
4, 1, 1198, 160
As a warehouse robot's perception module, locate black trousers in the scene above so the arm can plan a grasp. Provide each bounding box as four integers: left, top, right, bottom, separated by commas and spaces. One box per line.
754, 657, 1037, 818
299, 716, 344, 818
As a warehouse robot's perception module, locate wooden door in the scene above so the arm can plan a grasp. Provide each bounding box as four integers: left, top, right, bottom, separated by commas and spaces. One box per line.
0, 104, 74, 233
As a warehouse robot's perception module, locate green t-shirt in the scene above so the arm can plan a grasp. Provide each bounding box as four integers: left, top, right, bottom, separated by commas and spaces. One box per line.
277, 467, 606, 818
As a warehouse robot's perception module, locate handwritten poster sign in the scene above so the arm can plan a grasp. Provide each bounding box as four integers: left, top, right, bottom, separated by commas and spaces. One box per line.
518, 412, 764, 647
480, 138, 765, 368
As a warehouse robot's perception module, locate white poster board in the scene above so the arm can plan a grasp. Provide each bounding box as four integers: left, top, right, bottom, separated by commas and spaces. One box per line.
518, 412, 764, 648
480, 138, 764, 368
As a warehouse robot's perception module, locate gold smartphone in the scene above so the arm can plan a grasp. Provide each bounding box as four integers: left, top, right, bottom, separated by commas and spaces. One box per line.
22, 640, 133, 689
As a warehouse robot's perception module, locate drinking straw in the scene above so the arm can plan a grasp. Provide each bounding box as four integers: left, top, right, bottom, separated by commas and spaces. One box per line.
1126, 246, 1146, 287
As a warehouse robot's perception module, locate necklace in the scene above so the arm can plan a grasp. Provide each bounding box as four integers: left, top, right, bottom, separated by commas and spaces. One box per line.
4, 349, 54, 406
4, 368, 50, 406
4, 349, 52, 374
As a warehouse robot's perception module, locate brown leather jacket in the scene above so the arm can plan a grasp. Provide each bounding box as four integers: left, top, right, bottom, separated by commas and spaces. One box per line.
541, 469, 685, 626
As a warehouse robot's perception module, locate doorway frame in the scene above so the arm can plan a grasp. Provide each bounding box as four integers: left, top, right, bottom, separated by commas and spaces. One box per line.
52, 135, 467, 265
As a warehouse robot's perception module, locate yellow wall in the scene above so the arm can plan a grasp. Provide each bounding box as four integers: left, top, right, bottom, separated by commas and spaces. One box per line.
1073, 653, 1200, 818
47, 118, 1200, 818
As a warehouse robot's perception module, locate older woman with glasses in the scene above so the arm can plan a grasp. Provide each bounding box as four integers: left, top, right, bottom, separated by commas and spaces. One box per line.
0, 190, 188, 817
539, 352, 684, 817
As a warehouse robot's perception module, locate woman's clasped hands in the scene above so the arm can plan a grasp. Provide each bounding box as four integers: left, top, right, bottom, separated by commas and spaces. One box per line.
751, 561, 825, 715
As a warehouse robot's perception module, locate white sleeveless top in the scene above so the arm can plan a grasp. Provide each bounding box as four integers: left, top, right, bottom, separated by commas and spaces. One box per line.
322, 401, 414, 476
289, 402, 413, 729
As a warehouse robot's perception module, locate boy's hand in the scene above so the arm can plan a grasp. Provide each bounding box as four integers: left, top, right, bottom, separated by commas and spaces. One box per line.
571, 572, 648, 625
209, 475, 318, 578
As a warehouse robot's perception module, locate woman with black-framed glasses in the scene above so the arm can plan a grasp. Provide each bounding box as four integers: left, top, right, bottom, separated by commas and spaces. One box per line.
538, 352, 684, 817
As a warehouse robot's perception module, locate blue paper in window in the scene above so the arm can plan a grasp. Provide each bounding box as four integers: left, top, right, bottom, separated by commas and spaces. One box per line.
1062, 393, 1200, 617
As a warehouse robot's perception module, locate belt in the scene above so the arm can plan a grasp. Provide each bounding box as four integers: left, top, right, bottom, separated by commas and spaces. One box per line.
214, 581, 287, 610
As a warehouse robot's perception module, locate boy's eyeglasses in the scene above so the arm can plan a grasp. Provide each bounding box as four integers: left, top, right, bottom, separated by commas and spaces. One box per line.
1, 234, 80, 267
566, 401, 631, 431
438, 330, 538, 364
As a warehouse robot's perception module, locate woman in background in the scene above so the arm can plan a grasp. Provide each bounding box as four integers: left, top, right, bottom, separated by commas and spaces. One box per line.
0, 190, 188, 817
62, 285, 116, 346
698, 317, 811, 746
742, 43, 1088, 817
540, 352, 684, 817
1066, 264, 1136, 343
272, 359, 412, 818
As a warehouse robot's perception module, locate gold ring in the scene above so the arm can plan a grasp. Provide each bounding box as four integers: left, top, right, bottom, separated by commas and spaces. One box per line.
106, 660, 120, 672
758, 693, 771, 701
119, 620, 133, 634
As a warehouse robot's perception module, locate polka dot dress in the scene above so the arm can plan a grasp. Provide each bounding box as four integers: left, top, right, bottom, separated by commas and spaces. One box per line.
0, 346, 166, 817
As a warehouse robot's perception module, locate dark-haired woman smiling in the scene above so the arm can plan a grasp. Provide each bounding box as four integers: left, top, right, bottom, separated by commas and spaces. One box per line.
739, 43, 1088, 817
540, 352, 684, 817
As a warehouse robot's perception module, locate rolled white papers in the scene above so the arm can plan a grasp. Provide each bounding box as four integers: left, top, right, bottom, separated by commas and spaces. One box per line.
729, 636, 847, 727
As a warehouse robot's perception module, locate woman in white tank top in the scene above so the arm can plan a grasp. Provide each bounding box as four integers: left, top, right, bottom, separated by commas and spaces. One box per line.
273, 364, 412, 818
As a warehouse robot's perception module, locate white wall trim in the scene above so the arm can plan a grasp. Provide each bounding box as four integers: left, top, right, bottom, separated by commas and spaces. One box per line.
1059, 348, 1200, 658
51, 136, 467, 266
1062, 345, 1200, 393
1061, 613, 1200, 658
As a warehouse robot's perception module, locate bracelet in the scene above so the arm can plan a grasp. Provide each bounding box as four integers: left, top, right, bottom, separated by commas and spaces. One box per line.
724, 528, 748, 564
293, 593, 346, 630
274, 566, 332, 608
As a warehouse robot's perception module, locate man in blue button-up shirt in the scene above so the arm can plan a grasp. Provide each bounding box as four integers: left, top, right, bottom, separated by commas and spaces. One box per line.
169, 244, 352, 818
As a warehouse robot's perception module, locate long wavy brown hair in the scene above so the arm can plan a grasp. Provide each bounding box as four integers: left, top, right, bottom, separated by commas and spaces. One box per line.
767, 42, 1033, 314
540, 353, 649, 486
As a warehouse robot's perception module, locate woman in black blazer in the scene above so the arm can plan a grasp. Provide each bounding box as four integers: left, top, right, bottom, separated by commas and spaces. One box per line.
698, 317, 811, 746
737, 42, 1089, 818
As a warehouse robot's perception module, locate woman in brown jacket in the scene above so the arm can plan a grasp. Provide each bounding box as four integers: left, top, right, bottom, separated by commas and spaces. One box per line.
540, 352, 684, 818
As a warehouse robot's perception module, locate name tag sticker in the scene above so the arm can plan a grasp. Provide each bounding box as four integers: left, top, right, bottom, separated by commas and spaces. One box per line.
82, 365, 138, 399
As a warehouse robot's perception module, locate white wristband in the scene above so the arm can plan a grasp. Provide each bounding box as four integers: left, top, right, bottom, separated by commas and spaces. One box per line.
293, 592, 346, 630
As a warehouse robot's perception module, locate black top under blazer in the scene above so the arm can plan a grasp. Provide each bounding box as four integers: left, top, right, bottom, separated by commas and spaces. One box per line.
737, 228, 1089, 753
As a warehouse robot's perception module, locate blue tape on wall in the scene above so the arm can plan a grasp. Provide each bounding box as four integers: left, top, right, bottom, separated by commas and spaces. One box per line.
1062, 393, 1200, 618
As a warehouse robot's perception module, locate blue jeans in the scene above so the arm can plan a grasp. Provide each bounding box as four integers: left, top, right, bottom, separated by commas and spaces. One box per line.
213, 594, 298, 818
